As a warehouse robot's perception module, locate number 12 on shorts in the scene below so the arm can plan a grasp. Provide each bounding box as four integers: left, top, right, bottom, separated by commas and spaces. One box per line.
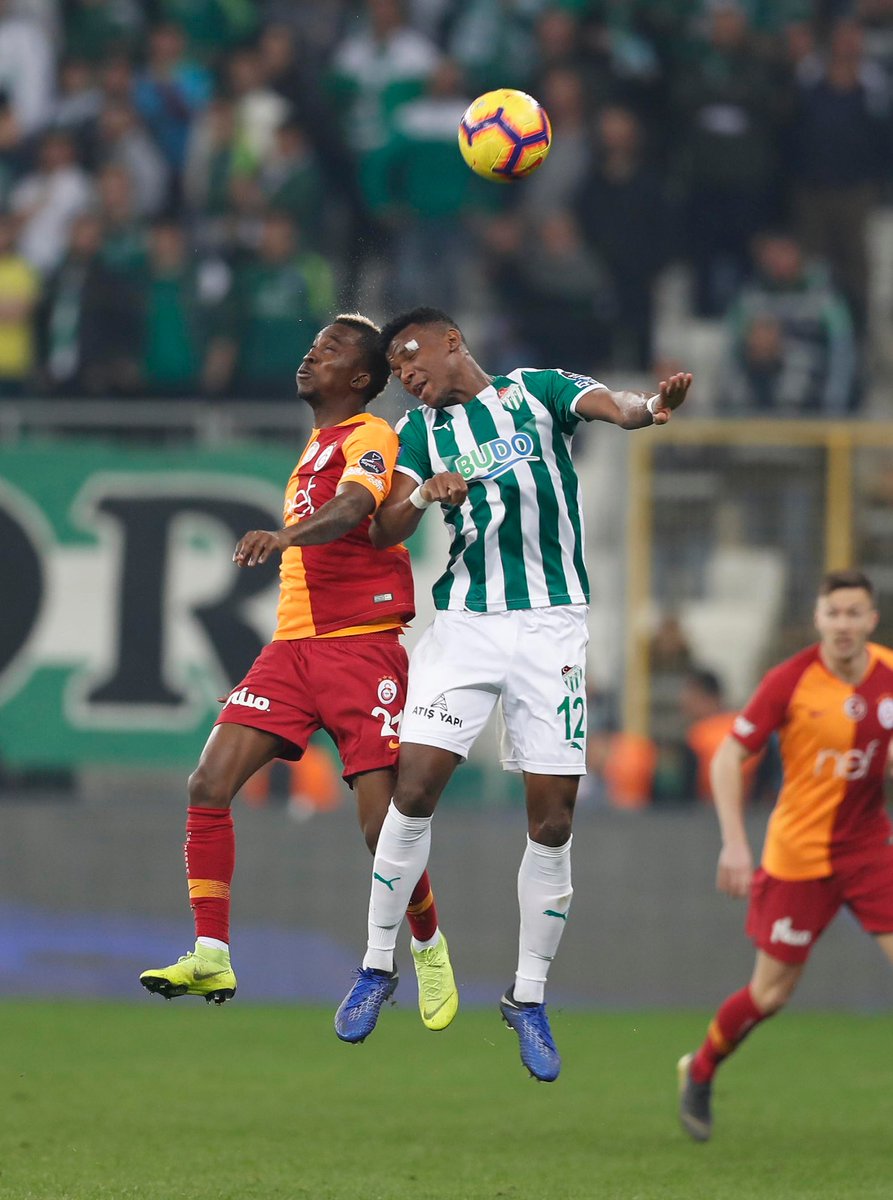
557, 695, 585, 749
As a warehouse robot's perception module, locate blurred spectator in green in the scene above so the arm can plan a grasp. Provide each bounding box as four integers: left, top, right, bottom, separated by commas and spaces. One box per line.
10, 131, 95, 276
328, 0, 440, 207
531, 5, 629, 109
447, 0, 539, 94
520, 66, 591, 219
488, 208, 613, 372
142, 220, 201, 395
857, 0, 893, 87
96, 162, 148, 279
96, 50, 134, 110
0, 0, 55, 157
94, 103, 170, 218
0, 211, 39, 395
157, 0, 257, 64
722, 230, 857, 414
787, 18, 892, 333
51, 58, 103, 161
575, 103, 674, 369
374, 57, 477, 310
220, 211, 336, 398
258, 119, 325, 245
260, 18, 376, 270
141, 220, 238, 397
38, 211, 141, 395
219, 171, 267, 258
225, 45, 289, 171
133, 22, 213, 178
64, 0, 144, 63
672, 1, 787, 316
184, 96, 240, 223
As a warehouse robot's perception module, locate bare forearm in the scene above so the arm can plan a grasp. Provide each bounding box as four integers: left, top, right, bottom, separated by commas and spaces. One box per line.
369, 495, 426, 548
612, 390, 655, 430
710, 740, 749, 849
284, 492, 371, 546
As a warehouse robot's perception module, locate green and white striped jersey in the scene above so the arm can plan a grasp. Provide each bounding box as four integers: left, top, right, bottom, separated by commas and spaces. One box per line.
395, 367, 603, 612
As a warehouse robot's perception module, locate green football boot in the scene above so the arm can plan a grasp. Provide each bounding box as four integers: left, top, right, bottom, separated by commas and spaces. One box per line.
140, 943, 236, 1005
412, 934, 459, 1031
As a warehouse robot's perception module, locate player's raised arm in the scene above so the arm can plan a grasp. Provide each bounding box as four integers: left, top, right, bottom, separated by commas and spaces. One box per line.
369, 470, 468, 548
710, 735, 754, 898
233, 482, 375, 566
575, 372, 692, 429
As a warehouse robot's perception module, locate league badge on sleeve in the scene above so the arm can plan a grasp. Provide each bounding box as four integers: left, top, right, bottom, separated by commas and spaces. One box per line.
359, 451, 386, 474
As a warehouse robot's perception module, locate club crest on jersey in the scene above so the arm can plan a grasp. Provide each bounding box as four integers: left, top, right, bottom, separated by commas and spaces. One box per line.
314, 444, 336, 470
561, 664, 583, 693
878, 696, 893, 730
378, 677, 398, 704
497, 384, 524, 411
300, 440, 319, 466
358, 450, 386, 474
454, 432, 538, 481
844, 694, 868, 721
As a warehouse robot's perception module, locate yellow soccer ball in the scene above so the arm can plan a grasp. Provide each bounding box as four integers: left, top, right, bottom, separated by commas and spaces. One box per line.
458, 88, 552, 183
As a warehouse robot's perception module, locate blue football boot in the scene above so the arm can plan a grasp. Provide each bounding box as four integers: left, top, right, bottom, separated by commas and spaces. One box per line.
334, 967, 398, 1043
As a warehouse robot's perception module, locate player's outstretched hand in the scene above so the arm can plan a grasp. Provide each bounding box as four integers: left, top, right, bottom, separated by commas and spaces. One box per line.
716, 842, 753, 899
233, 529, 287, 567
420, 471, 468, 507
650, 372, 692, 424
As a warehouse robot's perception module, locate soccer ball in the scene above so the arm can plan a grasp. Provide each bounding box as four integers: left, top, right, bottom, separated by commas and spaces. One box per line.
458, 89, 552, 183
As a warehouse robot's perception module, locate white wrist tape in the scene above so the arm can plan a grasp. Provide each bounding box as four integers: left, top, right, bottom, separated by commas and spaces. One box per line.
408, 484, 433, 510
646, 395, 661, 417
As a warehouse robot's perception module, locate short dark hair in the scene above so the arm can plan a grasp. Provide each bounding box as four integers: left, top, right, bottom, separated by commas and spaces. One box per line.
379, 307, 462, 355
333, 313, 390, 402
685, 668, 723, 700
818, 569, 875, 601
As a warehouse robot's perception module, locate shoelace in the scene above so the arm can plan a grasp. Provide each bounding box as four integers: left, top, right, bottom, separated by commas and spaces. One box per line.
419, 956, 445, 1003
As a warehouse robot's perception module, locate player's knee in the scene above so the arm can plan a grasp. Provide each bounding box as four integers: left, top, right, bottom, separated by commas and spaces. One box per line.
528, 811, 573, 847
392, 780, 436, 819
187, 765, 232, 809
752, 977, 797, 1015
361, 818, 381, 855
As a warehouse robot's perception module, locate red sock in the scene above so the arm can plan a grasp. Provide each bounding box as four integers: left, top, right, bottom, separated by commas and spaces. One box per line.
185, 805, 235, 944
691, 985, 767, 1083
405, 870, 439, 943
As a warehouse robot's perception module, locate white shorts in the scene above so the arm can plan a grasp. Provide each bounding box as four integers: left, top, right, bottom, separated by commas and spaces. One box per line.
400, 606, 588, 775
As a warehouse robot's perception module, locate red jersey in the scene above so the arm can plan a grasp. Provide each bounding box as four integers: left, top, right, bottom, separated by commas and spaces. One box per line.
273, 413, 414, 639
731, 642, 893, 880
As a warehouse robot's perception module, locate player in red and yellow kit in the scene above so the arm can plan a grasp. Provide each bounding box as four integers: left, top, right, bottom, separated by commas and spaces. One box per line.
140, 316, 458, 1030
678, 570, 893, 1140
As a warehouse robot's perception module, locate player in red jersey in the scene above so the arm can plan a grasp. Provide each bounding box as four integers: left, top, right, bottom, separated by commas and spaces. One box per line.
140, 315, 458, 1030
678, 569, 893, 1140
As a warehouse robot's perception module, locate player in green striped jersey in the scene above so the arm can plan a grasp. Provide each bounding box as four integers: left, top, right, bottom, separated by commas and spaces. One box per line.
334, 307, 690, 1077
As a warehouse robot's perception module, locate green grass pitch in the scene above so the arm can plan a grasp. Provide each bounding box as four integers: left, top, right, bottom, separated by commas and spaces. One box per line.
1, 1002, 891, 1200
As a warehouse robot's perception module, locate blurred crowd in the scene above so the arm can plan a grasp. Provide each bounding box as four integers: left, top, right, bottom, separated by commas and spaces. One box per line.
0, 0, 890, 407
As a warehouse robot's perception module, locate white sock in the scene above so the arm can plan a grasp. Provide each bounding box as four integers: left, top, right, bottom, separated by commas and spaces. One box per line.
196, 936, 229, 953
364, 800, 432, 971
411, 930, 441, 953
514, 835, 573, 1004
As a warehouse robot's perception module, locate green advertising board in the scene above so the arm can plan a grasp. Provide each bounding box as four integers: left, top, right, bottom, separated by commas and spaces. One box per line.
1, 440, 299, 768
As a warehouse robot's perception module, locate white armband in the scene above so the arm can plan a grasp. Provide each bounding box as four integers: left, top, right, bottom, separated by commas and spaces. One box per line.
646, 395, 661, 417
408, 484, 433, 510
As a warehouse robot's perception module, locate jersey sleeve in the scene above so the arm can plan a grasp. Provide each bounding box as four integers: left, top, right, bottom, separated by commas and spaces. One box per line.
520, 368, 606, 435
731, 663, 799, 754
339, 420, 398, 509
393, 408, 432, 484
870, 642, 893, 671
